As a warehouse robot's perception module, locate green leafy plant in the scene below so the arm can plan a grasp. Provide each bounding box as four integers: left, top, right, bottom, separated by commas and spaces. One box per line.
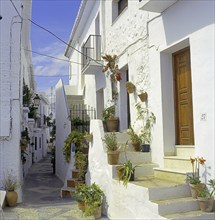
117, 144, 138, 187
102, 132, 118, 152
127, 125, 141, 146
84, 183, 103, 217
2, 170, 21, 191
63, 130, 84, 163
21, 150, 28, 164
135, 103, 156, 144
73, 183, 88, 202
74, 151, 88, 180
28, 105, 37, 119
102, 105, 115, 121
23, 83, 32, 106
198, 179, 215, 198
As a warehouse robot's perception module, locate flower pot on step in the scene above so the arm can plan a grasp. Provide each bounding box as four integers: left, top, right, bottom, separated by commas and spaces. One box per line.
132, 142, 141, 151
107, 151, 119, 165
6, 191, 18, 207
140, 144, 150, 152
106, 118, 119, 132
197, 197, 214, 212
189, 183, 206, 198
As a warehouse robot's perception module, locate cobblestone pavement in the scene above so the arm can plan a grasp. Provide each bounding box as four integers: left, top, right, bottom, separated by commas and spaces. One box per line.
2, 155, 108, 220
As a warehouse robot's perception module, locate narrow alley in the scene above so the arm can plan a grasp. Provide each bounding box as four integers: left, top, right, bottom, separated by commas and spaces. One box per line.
2, 154, 107, 220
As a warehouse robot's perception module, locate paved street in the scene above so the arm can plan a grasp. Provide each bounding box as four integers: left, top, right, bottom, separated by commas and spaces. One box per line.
2, 155, 108, 220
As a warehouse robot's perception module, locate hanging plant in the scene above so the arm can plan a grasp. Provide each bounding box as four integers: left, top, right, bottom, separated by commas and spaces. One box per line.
102, 54, 122, 81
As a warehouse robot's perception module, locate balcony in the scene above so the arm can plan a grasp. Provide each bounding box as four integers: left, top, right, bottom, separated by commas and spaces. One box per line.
82, 35, 103, 75
139, 0, 178, 13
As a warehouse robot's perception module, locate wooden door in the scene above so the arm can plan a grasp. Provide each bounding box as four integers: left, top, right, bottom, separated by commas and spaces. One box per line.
173, 48, 194, 145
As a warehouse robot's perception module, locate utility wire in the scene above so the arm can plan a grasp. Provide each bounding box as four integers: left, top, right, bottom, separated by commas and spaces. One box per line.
10, 0, 104, 67
34, 75, 68, 77
9, 0, 22, 20
24, 48, 82, 65
29, 18, 104, 67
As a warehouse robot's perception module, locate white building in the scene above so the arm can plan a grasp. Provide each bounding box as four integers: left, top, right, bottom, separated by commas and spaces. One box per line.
59, 0, 214, 218
0, 0, 49, 203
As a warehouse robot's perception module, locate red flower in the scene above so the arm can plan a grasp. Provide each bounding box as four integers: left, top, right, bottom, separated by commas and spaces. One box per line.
199, 157, 206, 165
190, 157, 195, 164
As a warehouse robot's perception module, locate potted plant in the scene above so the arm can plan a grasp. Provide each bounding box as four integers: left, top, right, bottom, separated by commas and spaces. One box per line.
117, 160, 137, 187
138, 91, 148, 102
187, 157, 206, 198
2, 170, 21, 207
20, 138, 28, 151
73, 183, 88, 211
197, 179, 215, 212
127, 125, 141, 151
63, 130, 84, 163
102, 105, 119, 132
116, 144, 138, 186
135, 103, 156, 152
74, 151, 88, 186
84, 183, 104, 219
84, 132, 93, 143
102, 132, 120, 165
126, 81, 135, 94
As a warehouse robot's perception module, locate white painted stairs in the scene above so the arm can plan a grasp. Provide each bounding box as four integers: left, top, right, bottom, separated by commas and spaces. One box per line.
110, 133, 215, 219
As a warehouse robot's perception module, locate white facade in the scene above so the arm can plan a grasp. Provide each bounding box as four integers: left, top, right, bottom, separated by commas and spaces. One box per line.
0, 0, 32, 202
0, 0, 43, 203
66, 0, 214, 178
55, 80, 71, 181
63, 0, 215, 218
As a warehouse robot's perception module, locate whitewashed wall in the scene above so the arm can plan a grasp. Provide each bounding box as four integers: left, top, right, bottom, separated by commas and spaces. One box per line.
0, 0, 32, 203
147, 0, 215, 177
55, 80, 71, 181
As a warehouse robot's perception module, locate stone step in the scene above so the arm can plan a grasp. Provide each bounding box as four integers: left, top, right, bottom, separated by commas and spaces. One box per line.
148, 183, 191, 201
112, 163, 158, 179
154, 168, 191, 184
67, 178, 78, 188
71, 169, 80, 179
115, 132, 130, 143
61, 186, 76, 198
176, 145, 195, 157
164, 156, 192, 170
162, 210, 215, 219
118, 151, 151, 164
152, 197, 199, 215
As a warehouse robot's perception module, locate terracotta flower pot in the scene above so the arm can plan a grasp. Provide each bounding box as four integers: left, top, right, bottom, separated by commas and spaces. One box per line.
6, 191, 18, 207
106, 118, 119, 132
138, 92, 148, 102
132, 142, 141, 151
197, 197, 214, 212
77, 201, 85, 211
93, 205, 102, 219
189, 183, 205, 198
107, 151, 119, 165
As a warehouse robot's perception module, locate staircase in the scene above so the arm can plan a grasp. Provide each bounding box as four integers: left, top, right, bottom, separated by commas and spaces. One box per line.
154, 145, 195, 183
61, 169, 84, 198
107, 133, 215, 219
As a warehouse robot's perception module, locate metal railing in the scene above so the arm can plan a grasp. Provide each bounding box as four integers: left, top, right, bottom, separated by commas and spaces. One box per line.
82, 35, 101, 70
69, 104, 96, 132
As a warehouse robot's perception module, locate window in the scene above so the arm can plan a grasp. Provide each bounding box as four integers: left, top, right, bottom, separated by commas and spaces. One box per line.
118, 0, 128, 16
35, 137, 37, 150
112, 0, 128, 22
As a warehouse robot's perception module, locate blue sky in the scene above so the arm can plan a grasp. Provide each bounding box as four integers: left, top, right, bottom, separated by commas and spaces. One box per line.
31, 0, 81, 93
